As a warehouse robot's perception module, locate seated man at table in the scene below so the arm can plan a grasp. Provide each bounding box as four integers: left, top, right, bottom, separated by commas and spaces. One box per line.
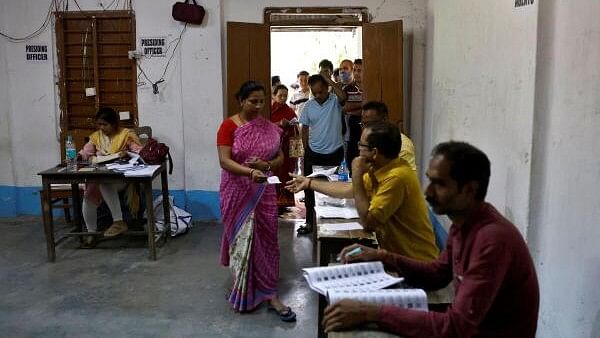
361, 101, 417, 171
323, 141, 540, 337
287, 121, 438, 261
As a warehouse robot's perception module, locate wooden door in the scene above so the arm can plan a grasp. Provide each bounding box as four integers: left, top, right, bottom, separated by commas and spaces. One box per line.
226, 22, 270, 117
362, 20, 404, 131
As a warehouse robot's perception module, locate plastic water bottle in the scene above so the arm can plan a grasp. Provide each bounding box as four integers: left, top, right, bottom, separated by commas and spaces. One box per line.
65, 135, 77, 172
338, 159, 349, 182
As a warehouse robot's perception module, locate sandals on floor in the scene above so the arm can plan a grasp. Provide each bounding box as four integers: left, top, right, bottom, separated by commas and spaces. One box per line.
103, 221, 128, 237
268, 306, 297, 322
80, 235, 97, 249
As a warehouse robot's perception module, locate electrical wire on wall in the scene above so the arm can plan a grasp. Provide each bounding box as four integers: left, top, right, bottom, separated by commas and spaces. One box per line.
0, 0, 57, 42
136, 23, 188, 94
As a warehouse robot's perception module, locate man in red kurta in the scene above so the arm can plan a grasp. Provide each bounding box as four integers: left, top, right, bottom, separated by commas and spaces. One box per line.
324, 141, 540, 338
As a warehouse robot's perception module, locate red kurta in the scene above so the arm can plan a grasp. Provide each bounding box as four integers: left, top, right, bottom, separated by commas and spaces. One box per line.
377, 202, 539, 338
270, 101, 298, 208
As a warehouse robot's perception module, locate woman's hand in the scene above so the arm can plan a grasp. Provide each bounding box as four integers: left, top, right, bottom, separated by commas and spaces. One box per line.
339, 244, 381, 264
285, 174, 310, 192
246, 157, 270, 171
250, 169, 267, 183
118, 150, 128, 158
279, 118, 290, 128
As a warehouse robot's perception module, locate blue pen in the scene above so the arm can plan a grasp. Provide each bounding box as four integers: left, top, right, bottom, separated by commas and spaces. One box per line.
336, 247, 362, 262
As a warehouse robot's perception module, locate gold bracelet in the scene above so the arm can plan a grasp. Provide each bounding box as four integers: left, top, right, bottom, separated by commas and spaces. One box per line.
307, 178, 313, 190
249, 169, 255, 177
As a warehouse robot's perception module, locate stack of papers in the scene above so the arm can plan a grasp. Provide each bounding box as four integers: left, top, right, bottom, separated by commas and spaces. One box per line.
307, 167, 339, 181
315, 205, 359, 219
320, 222, 363, 231
302, 262, 403, 295
123, 165, 161, 177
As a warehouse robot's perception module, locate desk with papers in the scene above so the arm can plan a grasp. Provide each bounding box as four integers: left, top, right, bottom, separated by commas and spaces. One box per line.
38, 162, 170, 261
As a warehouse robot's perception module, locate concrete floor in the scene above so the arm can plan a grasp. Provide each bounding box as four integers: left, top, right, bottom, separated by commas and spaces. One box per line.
0, 216, 318, 338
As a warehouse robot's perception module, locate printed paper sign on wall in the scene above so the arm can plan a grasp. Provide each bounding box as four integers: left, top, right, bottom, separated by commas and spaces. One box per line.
140, 36, 168, 57
25, 44, 49, 63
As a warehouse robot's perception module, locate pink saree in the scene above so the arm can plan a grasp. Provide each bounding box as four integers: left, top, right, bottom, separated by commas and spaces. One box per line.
219, 117, 281, 312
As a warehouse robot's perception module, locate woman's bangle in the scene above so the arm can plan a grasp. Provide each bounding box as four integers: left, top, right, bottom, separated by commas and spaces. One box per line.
249, 169, 255, 177
307, 178, 313, 190
266, 161, 271, 171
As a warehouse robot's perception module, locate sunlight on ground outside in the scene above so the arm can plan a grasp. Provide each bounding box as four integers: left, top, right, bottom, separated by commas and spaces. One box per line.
270, 28, 362, 89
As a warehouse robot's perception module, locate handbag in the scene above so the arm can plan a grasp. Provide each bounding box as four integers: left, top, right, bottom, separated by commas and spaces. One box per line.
289, 127, 304, 158
172, 0, 206, 25
139, 138, 174, 174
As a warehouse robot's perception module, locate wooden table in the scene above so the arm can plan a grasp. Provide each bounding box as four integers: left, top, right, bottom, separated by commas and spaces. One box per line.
38, 163, 170, 262
315, 205, 378, 338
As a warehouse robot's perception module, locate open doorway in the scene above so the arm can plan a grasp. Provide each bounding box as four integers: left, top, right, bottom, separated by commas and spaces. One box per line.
270, 27, 362, 89
226, 7, 404, 129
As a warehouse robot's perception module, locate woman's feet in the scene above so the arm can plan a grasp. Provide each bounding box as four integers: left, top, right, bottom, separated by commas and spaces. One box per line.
80, 235, 97, 249
104, 220, 128, 237
268, 298, 296, 322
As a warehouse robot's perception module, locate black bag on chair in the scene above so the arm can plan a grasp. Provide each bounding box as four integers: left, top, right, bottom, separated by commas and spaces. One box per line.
172, 0, 205, 25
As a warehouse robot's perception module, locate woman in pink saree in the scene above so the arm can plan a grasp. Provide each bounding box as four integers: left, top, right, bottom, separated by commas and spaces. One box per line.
217, 81, 296, 322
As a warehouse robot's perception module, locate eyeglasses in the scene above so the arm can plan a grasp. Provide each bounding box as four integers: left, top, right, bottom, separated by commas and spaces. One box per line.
357, 141, 373, 149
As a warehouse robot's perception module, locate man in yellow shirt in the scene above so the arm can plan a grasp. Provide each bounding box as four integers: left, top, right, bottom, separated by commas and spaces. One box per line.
287, 121, 437, 261
360, 101, 416, 171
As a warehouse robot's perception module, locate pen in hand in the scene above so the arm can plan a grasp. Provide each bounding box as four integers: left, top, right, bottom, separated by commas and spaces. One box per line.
336, 247, 362, 262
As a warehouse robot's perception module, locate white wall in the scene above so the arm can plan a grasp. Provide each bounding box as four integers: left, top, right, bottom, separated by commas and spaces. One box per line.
424, 1, 538, 234
426, 0, 600, 336
222, 0, 428, 161
0, 1, 17, 213
528, 0, 600, 336
0, 0, 224, 218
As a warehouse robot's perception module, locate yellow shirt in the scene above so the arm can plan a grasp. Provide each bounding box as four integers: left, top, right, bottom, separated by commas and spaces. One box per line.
400, 133, 417, 171
363, 157, 438, 261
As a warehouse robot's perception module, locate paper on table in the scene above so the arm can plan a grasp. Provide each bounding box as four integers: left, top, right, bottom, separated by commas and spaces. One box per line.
307, 166, 338, 180
328, 289, 428, 311
302, 261, 403, 295
123, 165, 160, 177
315, 205, 359, 219
267, 176, 281, 184
320, 222, 363, 231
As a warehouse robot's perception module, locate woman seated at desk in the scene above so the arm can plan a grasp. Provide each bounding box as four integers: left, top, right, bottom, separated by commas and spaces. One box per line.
78, 107, 143, 245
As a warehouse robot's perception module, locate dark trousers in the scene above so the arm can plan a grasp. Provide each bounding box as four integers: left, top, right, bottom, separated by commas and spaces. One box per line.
345, 114, 362, 171
303, 146, 344, 227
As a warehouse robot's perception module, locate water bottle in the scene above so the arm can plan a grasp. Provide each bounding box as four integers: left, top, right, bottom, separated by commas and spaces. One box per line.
295, 157, 304, 176
338, 159, 349, 182
65, 135, 77, 172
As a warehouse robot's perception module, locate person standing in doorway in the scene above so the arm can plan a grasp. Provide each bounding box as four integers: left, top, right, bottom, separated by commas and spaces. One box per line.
297, 73, 347, 235
339, 59, 363, 167
289, 70, 310, 119
270, 84, 297, 212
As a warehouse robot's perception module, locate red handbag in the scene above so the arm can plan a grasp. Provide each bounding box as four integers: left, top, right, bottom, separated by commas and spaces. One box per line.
172, 0, 205, 25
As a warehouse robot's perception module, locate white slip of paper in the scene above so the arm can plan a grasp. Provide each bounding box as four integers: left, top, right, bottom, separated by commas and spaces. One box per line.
315, 205, 359, 219
302, 261, 403, 295
320, 222, 363, 231
123, 165, 161, 177
266, 176, 281, 184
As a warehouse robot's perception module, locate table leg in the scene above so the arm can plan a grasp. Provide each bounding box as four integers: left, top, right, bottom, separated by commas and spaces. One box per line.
41, 179, 56, 262
71, 183, 83, 234
144, 181, 157, 260
161, 164, 170, 238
